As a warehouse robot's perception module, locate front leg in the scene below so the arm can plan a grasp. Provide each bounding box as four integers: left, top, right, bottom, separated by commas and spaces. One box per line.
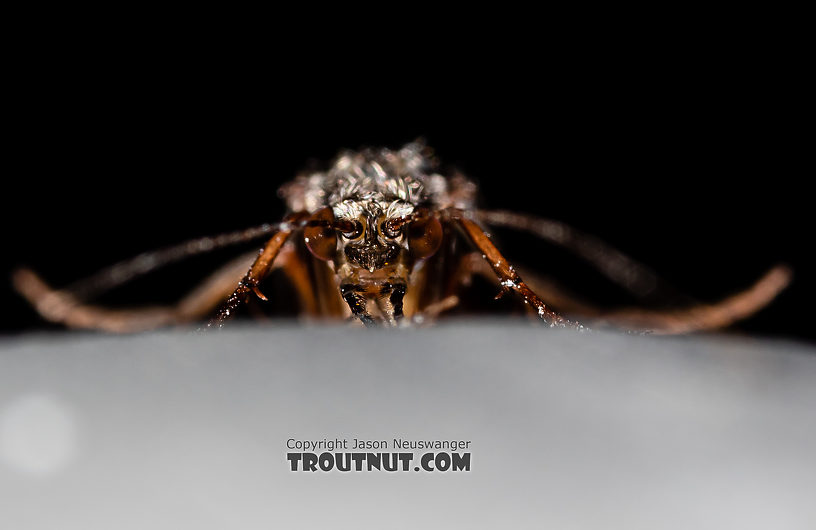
339, 284, 376, 328
207, 214, 305, 328
449, 210, 585, 330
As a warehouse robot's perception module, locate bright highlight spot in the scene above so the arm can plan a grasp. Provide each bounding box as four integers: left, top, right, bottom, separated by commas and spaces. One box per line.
0, 394, 78, 476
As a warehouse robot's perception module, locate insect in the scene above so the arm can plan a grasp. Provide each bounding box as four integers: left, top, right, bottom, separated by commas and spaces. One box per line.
12, 141, 791, 334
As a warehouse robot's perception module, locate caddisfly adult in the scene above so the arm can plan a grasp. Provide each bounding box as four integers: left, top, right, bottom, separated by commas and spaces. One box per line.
12, 141, 791, 333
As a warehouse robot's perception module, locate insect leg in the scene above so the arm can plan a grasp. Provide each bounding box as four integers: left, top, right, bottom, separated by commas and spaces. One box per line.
207, 217, 303, 328
441, 252, 591, 317
410, 296, 460, 324
277, 244, 319, 316
515, 263, 791, 334
371, 282, 407, 326
449, 212, 584, 329
338, 283, 376, 327
182, 243, 321, 320
591, 265, 792, 334
14, 236, 323, 333
446, 252, 502, 295
476, 210, 792, 333
12, 252, 253, 333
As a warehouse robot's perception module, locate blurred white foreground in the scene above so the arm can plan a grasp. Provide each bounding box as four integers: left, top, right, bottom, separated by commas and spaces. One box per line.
1, 322, 814, 529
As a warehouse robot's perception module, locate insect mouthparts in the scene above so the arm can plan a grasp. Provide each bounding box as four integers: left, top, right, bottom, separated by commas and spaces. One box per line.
344, 242, 401, 272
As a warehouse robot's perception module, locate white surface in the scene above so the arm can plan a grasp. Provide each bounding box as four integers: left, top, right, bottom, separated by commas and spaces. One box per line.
1, 322, 815, 529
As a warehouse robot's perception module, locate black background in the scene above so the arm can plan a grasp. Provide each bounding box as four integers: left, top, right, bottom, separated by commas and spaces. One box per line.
3, 36, 810, 341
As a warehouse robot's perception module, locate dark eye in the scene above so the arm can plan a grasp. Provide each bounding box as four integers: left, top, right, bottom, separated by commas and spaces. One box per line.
381, 218, 404, 239
304, 207, 337, 261
336, 218, 364, 240
408, 209, 443, 260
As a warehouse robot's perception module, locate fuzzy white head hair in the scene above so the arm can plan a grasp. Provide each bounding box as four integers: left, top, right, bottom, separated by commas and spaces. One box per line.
280, 142, 448, 219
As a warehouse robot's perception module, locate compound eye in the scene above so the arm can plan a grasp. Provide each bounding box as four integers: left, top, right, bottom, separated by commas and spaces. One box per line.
336, 218, 364, 240
408, 209, 443, 260
304, 207, 337, 261
380, 217, 404, 239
